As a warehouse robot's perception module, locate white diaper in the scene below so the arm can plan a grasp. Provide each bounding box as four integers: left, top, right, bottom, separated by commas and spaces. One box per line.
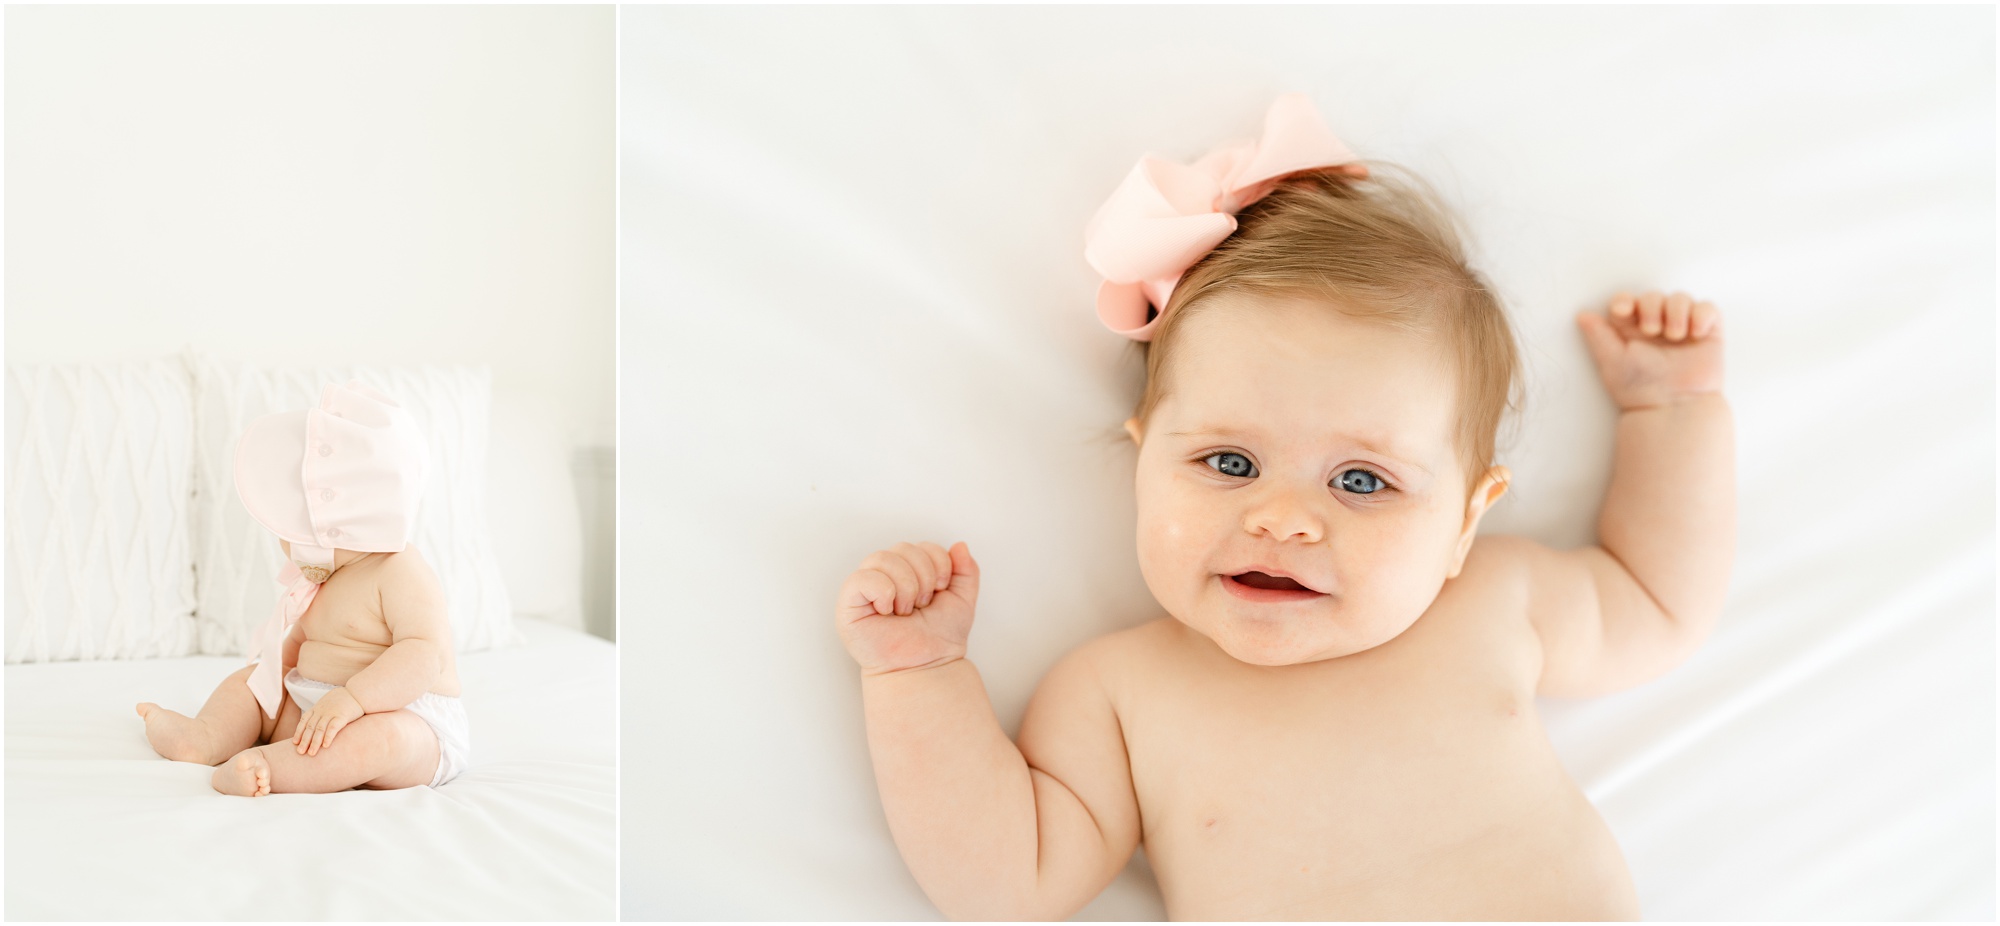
283, 668, 471, 788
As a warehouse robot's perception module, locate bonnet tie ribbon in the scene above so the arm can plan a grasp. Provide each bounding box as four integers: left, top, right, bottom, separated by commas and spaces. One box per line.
1082, 93, 1369, 341
246, 560, 322, 719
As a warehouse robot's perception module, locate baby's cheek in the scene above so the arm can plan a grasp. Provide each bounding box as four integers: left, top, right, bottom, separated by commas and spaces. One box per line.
1136, 484, 1196, 552
1133, 513, 1175, 582
1339, 527, 1449, 638
1135, 503, 1195, 599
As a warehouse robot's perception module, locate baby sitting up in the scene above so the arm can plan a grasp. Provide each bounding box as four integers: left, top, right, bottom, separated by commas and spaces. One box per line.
137, 381, 471, 796
835, 96, 1733, 919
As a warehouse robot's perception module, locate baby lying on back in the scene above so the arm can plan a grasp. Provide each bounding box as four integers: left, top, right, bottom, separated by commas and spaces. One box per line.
835, 97, 1733, 919
138, 381, 471, 795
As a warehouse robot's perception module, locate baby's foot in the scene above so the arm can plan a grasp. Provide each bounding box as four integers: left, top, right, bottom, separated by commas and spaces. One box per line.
212, 749, 271, 797
136, 702, 218, 765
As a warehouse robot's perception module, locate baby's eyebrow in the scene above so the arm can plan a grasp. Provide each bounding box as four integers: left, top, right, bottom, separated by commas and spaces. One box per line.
1168, 426, 1431, 476
1167, 427, 1242, 439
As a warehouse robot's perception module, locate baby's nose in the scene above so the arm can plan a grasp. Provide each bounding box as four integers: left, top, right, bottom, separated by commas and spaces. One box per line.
1243, 484, 1326, 542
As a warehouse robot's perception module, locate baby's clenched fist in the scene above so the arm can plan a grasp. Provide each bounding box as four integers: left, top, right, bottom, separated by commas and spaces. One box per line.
1576, 290, 1727, 411
836, 541, 981, 677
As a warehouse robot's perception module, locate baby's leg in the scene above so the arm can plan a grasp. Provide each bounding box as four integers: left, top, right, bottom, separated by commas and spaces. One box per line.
137, 665, 285, 766
212, 709, 439, 797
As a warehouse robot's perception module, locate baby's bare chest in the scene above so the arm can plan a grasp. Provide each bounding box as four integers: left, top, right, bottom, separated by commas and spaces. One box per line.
299, 578, 391, 648
1115, 586, 1637, 918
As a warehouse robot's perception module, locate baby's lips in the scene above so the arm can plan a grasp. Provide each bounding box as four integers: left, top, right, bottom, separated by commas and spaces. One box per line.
1224, 567, 1330, 595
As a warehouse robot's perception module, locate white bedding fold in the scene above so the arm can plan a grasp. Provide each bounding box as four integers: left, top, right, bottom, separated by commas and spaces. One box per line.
4, 618, 614, 921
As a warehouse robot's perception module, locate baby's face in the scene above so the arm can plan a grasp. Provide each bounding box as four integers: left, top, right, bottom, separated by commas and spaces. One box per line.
1128, 295, 1506, 666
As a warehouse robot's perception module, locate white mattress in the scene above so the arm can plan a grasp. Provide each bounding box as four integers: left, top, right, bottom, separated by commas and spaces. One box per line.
625, 6, 1994, 920
4, 617, 614, 921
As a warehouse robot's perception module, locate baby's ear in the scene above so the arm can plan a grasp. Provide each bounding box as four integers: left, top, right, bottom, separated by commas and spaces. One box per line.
1122, 417, 1144, 446
1476, 466, 1512, 513
1463, 465, 1511, 521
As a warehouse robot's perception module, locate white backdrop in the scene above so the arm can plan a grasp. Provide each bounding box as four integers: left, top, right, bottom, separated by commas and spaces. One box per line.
5, 4, 614, 451
626, 5, 1997, 920
6, 5, 616, 637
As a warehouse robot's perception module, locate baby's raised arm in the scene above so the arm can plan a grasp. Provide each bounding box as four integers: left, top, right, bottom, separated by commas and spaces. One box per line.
838, 542, 1141, 920
1509, 291, 1735, 697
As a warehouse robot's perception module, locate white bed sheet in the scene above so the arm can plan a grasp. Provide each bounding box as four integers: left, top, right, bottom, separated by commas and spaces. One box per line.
623, 6, 1994, 920
4, 617, 614, 921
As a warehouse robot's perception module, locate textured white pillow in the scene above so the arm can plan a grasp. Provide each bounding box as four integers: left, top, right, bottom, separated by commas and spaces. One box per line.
4, 360, 200, 662
186, 353, 520, 656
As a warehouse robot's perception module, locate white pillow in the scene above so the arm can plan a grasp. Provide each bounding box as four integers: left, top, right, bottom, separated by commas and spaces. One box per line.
4, 360, 200, 662
185, 353, 521, 656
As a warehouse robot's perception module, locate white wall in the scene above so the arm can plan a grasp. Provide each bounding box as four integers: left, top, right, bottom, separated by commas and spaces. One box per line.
5, 5, 617, 636
5, 4, 614, 451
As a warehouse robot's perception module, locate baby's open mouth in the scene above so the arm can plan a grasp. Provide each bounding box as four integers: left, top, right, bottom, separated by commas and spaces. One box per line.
1232, 571, 1309, 592
1220, 570, 1327, 603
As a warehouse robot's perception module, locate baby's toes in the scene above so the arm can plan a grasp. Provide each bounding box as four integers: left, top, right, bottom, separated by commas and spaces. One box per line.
213, 750, 271, 797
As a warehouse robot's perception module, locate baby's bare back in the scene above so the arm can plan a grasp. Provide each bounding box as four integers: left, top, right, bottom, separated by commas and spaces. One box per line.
1099, 545, 1637, 920
295, 553, 461, 696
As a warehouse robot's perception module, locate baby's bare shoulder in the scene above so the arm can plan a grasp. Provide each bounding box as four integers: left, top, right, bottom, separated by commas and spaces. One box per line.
1039, 618, 1189, 697
363, 547, 443, 592
354, 548, 450, 634
1065, 617, 1181, 663
1460, 534, 1533, 594
1444, 534, 1539, 634
1444, 534, 1547, 685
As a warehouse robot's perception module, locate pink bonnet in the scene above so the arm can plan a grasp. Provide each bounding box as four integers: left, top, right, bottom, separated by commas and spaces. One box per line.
233, 380, 430, 563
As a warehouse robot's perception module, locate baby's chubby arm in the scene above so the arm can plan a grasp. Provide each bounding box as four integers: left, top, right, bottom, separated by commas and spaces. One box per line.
292, 552, 452, 756
343, 552, 451, 709
1512, 291, 1735, 697
837, 542, 1142, 920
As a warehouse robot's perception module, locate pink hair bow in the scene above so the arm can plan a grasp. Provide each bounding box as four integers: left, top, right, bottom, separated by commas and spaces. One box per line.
246, 560, 321, 719
1083, 93, 1369, 341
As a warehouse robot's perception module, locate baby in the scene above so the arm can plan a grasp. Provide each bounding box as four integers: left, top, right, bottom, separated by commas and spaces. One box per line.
835, 95, 1733, 920
137, 381, 471, 797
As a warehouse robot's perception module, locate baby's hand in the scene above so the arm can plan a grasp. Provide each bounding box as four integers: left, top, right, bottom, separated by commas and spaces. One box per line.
1576, 290, 1727, 411
836, 541, 980, 677
293, 686, 364, 756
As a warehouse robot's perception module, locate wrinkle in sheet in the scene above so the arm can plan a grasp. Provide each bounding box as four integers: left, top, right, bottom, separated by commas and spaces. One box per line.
1584, 540, 1992, 803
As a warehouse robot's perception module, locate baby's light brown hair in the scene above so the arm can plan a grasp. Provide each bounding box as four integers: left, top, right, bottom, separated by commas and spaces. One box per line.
1132, 164, 1523, 506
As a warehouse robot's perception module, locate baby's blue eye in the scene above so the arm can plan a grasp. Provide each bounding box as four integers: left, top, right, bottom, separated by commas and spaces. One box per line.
1335, 468, 1386, 494
1205, 452, 1257, 478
